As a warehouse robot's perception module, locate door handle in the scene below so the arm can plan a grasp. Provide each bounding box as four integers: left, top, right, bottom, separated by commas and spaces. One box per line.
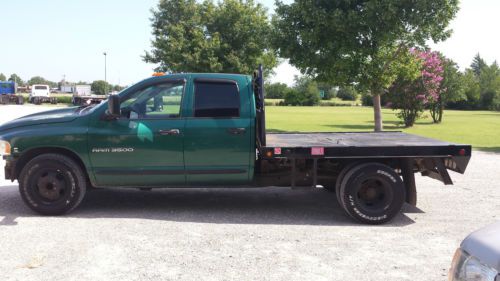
227, 127, 246, 135
159, 129, 180, 136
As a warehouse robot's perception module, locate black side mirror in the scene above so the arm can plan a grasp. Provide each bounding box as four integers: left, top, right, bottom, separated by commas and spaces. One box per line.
107, 95, 121, 118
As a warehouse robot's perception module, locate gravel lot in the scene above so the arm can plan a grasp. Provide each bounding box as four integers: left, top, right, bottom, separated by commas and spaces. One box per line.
0, 105, 499, 281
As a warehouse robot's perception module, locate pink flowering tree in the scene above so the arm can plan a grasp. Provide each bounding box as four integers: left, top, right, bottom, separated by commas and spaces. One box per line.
388, 49, 444, 127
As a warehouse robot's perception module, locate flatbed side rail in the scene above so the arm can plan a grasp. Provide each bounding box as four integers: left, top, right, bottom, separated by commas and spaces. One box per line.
260, 145, 471, 163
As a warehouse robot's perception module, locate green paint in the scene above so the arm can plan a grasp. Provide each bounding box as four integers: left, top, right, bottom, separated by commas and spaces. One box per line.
0, 73, 255, 187
137, 122, 154, 143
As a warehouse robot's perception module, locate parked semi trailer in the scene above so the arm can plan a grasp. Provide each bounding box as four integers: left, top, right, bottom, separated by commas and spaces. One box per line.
72, 94, 107, 106
0, 66, 471, 224
0, 81, 24, 105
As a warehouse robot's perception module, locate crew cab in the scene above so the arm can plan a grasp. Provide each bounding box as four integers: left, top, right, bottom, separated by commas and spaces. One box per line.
0, 67, 471, 224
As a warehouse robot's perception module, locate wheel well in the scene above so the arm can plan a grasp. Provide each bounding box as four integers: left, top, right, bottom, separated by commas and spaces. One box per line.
15, 147, 90, 184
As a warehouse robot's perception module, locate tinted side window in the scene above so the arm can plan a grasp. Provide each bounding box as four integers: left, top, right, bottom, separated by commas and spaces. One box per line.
194, 81, 240, 118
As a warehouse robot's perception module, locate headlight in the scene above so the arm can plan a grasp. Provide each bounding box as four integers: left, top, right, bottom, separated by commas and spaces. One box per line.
449, 248, 499, 281
0, 140, 11, 156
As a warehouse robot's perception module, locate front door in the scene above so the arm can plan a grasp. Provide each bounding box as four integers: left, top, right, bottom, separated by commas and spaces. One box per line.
183, 77, 252, 185
88, 78, 186, 187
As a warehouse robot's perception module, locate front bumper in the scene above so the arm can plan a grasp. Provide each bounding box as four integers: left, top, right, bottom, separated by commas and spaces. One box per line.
3, 155, 16, 181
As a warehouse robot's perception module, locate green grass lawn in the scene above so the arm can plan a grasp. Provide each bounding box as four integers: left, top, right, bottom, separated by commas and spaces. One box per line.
266, 106, 500, 152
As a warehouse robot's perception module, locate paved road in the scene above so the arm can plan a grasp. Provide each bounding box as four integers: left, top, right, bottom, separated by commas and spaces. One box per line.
0, 105, 499, 281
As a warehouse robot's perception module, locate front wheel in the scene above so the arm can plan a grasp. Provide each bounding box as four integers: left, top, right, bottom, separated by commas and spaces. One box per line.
19, 154, 87, 215
339, 163, 405, 224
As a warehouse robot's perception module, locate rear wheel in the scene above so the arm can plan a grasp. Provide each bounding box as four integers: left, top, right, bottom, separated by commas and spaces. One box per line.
334, 162, 362, 204
338, 163, 405, 224
19, 154, 87, 215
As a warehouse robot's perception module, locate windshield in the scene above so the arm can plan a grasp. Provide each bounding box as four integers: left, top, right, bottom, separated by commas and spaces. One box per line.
34, 86, 48, 90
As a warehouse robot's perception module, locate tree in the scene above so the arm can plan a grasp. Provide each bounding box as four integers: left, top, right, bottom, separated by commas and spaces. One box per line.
91, 80, 112, 95
386, 49, 428, 127
0, 73, 6, 81
471, 53, 487, 77
8, 74, 24, 86
459, 69, 481, 109
411, 50, 445, 124
265, 82, 291, 99
144, 0, 277, 76
113, 85, 125, 92
28, 76, 57, 88
429, 56, 465, 122
273, 0, 459, 131
478, 62, 500, 109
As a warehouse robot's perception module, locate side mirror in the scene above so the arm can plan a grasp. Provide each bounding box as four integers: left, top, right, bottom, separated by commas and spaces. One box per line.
107, 95, 121, 118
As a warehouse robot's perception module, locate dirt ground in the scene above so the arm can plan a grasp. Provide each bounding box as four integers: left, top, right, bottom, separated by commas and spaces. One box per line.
0, 105, 498, 281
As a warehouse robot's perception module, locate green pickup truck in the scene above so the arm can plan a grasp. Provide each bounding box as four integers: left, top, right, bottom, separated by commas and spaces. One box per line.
0, 67, 471, 224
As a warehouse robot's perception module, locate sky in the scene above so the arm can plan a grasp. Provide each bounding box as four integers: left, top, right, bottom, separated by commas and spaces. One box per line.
0, 0, 498, 86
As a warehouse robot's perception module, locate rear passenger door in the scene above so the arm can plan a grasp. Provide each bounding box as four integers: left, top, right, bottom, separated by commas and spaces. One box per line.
183, 77, 252, 185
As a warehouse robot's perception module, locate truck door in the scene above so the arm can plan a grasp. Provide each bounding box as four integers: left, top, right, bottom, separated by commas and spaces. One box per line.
183, 77, 252, 185
88, 78, 186, 187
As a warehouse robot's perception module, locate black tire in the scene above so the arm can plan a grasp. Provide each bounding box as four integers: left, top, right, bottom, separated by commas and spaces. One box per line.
322, 162, 360, 193
334, 162, 362, 204
322, 184, 335, 192
17, 96, 24, 105
19, 154, 87, 215
339, 163, 405, 224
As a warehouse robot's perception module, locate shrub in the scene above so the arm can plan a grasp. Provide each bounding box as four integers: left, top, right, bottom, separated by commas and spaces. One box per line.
56, 96, 73, 104
265, 83, 291, 99
336, 86, 358, 101
283, 87, 320, 106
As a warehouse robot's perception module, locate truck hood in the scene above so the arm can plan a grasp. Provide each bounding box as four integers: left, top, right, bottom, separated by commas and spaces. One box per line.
0, 107, 81, 132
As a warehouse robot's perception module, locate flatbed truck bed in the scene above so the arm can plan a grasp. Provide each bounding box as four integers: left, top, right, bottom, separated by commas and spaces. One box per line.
258, 131, 470, 194
264, 132, 469, 158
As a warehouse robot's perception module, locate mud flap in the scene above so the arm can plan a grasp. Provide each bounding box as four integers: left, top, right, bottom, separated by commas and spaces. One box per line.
401, 158, 417, 206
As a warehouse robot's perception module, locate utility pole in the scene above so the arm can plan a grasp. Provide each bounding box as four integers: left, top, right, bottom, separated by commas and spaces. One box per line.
103, 52, 107, 95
